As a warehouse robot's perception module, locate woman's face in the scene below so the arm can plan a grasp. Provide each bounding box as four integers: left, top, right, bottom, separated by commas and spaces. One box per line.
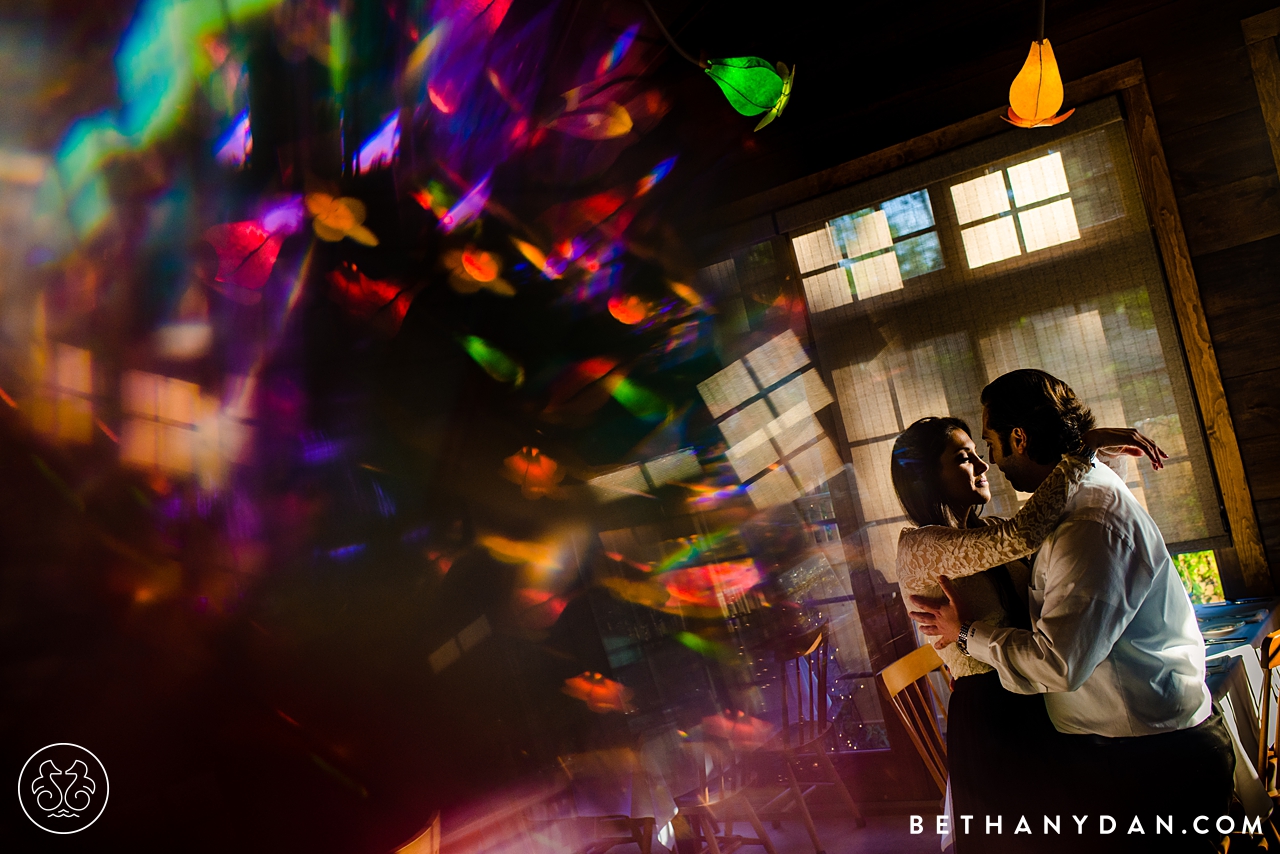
938, 429, 991, 509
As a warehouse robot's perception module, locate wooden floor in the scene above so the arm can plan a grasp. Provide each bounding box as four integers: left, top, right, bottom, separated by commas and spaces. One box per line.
755, 814, 944, 854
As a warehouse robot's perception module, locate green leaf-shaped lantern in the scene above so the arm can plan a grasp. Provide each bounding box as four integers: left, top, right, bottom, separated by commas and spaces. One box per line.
705, 57, 794, 131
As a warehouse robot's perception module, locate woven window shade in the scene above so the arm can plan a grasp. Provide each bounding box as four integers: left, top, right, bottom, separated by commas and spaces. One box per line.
787, 98, 1224, 585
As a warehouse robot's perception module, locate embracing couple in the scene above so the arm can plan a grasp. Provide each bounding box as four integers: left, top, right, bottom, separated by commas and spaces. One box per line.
891, 369, 1235, 854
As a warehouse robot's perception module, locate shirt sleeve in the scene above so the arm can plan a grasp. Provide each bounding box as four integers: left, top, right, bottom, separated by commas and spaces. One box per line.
895, 454, 1092, 592
966, 516, 1153, 694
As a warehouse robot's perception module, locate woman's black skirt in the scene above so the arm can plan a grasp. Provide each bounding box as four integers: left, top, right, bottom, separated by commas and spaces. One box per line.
947, 669, 1063, 853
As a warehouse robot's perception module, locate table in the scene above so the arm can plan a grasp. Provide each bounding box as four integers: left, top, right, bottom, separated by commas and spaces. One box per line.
1198, 598, 1280, 822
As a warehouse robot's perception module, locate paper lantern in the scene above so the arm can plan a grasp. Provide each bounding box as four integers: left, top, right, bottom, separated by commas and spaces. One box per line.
1005, 38, 1074, 128
705, 57, 794, 131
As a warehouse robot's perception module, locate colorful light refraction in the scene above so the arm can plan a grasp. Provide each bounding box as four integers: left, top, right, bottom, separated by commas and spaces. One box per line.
705, 57, 795, 131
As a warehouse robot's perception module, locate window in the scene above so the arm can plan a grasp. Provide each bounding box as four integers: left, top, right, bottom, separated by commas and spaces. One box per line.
120, 371, 253, 485
31, 342, 95, 443
784, 98, 1226, 594
952, 152, 1081, 266
696, 330, 843, 510
794, 189, 944, 311
120, 371, 205, 474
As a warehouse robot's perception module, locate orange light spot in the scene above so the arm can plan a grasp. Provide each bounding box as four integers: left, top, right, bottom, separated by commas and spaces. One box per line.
608, 295, 650, 325
460, 250, 499, 282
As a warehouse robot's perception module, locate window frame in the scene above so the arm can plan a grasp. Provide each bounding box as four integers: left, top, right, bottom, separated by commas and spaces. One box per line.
704, 59, 1269, 604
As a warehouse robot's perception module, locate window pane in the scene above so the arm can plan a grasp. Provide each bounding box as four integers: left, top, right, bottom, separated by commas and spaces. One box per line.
54, 344, 91, 394
951, 171, 1010, 224
829, 208, 892, 260
880, 190, 935, 237
743, 329, 809, 387
789, 438, 843, 493
696, 360, 757, 419
725, 430, 779, 481
746, 467, 801, 508
1007, 151, 1071, 207
802, 268, 853, 313
792, 228, 841, 273
719, 399, 773, 446
849, 250, 904, 299
893, 231, 944, 279
848, 438, 900, 522
960, 216, 1022, 267
1018, 197, 1081, 252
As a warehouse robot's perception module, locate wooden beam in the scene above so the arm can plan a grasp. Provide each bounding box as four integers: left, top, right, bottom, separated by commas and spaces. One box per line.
709, 61, 1145, 230
1243, 9, 1280, 180
1119, 70, 1272, 593
1242, 8, 1280, 44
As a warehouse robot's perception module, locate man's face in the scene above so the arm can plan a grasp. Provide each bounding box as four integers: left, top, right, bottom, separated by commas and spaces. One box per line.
981, 405, 1036, 493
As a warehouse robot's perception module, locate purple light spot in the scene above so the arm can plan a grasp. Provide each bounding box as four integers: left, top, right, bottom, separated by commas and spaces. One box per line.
215, 110, 252, 168
357, 113, 400, 173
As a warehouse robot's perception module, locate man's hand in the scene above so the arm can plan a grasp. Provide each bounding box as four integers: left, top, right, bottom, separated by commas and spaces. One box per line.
908, 576, 964, 650
1082, 427, 1169, 470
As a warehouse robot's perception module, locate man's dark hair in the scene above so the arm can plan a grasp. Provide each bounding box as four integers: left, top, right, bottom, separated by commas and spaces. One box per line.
980, 369, 1095, 465
891, 416, 974, 528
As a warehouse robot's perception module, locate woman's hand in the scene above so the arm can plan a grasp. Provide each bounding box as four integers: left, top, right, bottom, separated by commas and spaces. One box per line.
1082, 427, 1169, 470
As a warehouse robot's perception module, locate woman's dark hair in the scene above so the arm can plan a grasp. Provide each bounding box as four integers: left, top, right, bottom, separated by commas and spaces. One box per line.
980, 369, 1095, 465
891, 416, 973, 528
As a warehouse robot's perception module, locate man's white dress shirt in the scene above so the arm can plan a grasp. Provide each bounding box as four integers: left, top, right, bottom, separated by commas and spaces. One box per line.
967, 462, 1212, 737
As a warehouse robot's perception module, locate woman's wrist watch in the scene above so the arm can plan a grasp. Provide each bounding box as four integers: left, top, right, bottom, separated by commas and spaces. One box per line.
956, 621, 974, 656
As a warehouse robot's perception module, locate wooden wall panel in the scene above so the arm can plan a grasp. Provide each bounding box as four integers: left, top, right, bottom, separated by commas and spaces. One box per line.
1178, 173, 1280, 256
1162, 108, 1278, 195
1260, 499, 1280, 567
1191, 234, 1280, 562
1222, 369, 1280, 443
1146, 42, 1261, 136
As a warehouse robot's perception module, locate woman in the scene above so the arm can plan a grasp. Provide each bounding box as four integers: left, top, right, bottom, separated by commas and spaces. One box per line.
890, 416, 1162, 853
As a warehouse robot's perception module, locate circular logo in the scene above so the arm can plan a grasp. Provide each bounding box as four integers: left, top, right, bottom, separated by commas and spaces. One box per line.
17, 744, 109, 834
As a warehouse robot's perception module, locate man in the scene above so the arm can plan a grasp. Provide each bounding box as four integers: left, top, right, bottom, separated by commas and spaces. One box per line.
908, 369, 1234, 853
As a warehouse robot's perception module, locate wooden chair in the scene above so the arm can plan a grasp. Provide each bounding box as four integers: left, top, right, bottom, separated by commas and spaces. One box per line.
876, 643, 949, 796
533, 749, 662, 854
674, 735, 778, 854
1245, 629, 1280, 850
752, 624, 865, 854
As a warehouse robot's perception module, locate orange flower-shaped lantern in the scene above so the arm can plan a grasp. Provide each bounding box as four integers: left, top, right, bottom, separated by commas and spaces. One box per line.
563, 672, 636, 713
306, 193, 379, 245
502, 447, 565, 499
1005, 38, 1074, 128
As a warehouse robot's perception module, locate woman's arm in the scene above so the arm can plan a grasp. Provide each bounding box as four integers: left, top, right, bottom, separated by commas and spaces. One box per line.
896, 454, 1091, 591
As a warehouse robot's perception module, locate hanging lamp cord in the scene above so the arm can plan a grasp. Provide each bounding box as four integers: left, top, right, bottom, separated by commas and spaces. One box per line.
642, 1, 707, 68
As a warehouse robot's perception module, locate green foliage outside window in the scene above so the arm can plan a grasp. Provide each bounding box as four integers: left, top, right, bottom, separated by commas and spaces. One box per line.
1173, 550, 1224, 605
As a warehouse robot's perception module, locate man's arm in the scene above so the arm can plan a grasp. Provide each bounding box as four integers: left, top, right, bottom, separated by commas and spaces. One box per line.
965, 517, 1152, 694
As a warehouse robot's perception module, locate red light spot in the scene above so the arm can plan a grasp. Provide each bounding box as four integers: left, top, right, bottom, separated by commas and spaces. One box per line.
428, 85, 454, 114
460, 250, 499, 282
608, 295, 650, 325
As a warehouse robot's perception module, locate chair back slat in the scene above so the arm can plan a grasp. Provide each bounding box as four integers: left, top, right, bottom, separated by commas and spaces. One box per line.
880, 643, 944, 698
877, 643, 949, 796
776, 628, 831, 747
